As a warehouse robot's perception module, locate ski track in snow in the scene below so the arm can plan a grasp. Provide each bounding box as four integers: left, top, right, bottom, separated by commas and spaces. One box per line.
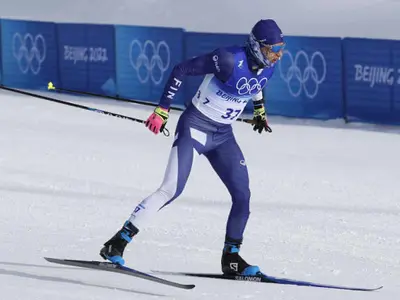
0, 90, 399, 299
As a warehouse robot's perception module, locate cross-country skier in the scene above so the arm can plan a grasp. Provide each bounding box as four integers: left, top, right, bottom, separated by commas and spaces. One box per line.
100, 19, 285, 276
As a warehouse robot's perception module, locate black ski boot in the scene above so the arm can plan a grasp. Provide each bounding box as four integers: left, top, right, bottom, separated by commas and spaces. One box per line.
100, 221, 139, 265
221, 241, 260, 276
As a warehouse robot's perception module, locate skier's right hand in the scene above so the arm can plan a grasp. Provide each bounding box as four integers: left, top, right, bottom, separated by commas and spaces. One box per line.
145, 106, 169, 134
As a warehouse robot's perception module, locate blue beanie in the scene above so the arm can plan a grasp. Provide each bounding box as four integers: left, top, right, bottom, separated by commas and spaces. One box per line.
246, 19, 284, 67
251, 19, 283, 45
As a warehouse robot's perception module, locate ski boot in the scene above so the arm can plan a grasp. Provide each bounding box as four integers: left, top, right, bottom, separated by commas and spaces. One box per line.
100, 221, 139, 265
221, 241, 260, 276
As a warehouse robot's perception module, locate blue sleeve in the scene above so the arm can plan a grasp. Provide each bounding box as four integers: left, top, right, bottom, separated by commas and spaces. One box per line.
158, 48, 235, 109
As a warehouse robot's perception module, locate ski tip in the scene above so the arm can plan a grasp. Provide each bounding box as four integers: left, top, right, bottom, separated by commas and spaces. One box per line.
363, 285, 383, 291
44, 257, 65, 262
43, 257, 56, 262
361, 285, 383, 292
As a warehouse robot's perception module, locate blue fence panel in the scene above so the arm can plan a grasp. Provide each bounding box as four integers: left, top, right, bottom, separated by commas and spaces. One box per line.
267, 36, 343, 119
0, 20, 2, 84
392, 42, 400, 117
184, 32, 247, 108
115, 25, 184, 107
343, 38, 400, 124
57, 23, 86, 92
57, 23, 116, 95
1, 19, 58, 89
2, 17, 400, 126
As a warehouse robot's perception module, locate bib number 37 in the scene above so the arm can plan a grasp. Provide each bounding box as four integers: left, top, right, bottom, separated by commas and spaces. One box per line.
202, 98, 243, 120
222, 108, 242, 120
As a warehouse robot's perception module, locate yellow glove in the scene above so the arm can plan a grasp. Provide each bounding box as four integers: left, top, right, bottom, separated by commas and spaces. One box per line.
253, 103, 272, 134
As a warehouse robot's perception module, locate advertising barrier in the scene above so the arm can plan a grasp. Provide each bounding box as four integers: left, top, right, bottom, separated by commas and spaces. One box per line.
115, 25, 185, 107
0, 17, 399, 125
57, 23, 116, 95
0, 21, 2, 84
343, 38, 400, 124
1, 19, 58, 89
268, 36, 343, 119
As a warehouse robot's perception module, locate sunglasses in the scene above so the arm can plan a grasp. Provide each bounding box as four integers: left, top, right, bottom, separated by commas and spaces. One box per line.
259, 42, 286, 53
270, 44, 285, 53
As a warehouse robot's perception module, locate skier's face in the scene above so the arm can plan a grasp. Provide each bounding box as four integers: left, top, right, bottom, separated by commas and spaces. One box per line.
261, 42, 285, 64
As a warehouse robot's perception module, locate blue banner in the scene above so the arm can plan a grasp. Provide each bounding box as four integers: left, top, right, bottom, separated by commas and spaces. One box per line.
184, 32, 247, 109
1, 17, 400, 126
343, 38, 400, 124
1, 19, 58, 89
267, 36, 343, 119
115, 25, 184, 107
0, 20, 2, 85
57, 23, 116, 95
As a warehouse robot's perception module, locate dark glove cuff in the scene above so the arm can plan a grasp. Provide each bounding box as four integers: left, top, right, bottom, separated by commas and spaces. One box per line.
253, 99, 264, 109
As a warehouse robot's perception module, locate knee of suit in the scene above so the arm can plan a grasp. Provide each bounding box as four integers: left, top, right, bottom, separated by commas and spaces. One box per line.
156, 187, 176, 201
231, 189, 251, 205
230, 190, 250, 213
157, 183, 186, 203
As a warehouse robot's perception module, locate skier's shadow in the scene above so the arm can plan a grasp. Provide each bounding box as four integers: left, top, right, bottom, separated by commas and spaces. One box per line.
0, 261, 168, 297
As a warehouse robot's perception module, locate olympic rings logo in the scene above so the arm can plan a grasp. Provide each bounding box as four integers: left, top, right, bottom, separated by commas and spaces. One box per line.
12, 33, 46, 75
129, 40, 170, 85
236, 77, 268, 95
278, 50, 327, 99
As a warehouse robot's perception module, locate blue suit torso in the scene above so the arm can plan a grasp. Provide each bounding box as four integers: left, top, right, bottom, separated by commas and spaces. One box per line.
215, 46, 275, 98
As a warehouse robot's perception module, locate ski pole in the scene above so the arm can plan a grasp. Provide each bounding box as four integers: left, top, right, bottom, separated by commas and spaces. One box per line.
0, 84, 170, 137
45, 82, 255, 124
47, 82, 156, 108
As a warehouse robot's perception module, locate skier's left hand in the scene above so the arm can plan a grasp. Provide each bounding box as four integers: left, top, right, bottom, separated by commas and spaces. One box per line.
252, 105, 272, 134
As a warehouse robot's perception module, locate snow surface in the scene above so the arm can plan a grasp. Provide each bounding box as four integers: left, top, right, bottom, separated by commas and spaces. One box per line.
0, 90, 399, 299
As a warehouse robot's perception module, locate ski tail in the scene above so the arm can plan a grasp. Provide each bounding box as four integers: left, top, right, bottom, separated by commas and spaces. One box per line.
44, 258, 195, 290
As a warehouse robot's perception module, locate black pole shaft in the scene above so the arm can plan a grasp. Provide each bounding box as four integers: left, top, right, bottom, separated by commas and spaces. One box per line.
53, 85, 157, 108
0, 85, 147, 124
49, 85, 254, 124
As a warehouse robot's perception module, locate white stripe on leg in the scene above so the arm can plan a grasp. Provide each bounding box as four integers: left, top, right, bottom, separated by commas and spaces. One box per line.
129, 146, 180, 229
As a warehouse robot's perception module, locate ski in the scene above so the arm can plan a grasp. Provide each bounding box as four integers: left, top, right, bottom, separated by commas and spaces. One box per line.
152, 270, 382, 292
44, 257, 195, 290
